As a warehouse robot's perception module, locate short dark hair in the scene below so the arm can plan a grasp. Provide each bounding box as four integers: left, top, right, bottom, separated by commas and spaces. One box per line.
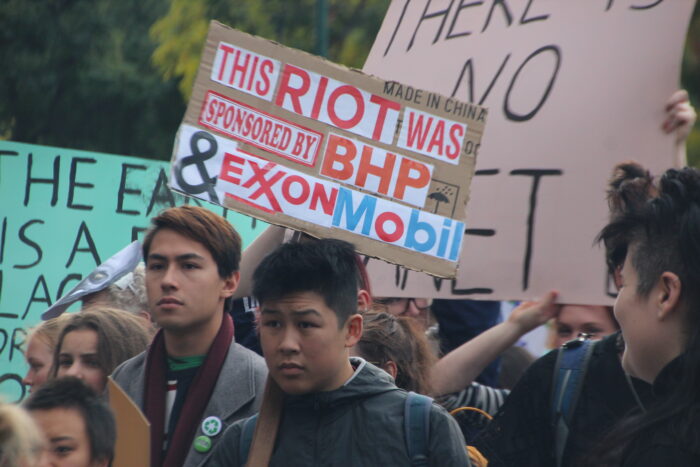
143, 205, 242, 279
24, 377, 115, 465
253, 239, 360, 326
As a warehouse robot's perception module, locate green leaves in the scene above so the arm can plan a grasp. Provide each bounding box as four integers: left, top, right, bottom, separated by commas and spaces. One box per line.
150, 0, 391, 101
0, 0, 185, 160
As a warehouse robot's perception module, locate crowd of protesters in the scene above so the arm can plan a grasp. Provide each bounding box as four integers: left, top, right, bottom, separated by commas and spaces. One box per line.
1, 93, 699, 467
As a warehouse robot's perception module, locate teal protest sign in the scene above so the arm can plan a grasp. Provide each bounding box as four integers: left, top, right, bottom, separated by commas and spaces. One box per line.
0, 141, 266, 402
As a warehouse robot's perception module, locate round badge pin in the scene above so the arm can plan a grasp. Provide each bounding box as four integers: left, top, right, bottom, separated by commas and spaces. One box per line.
201, 416, 223, 437
193, 435, 212, 453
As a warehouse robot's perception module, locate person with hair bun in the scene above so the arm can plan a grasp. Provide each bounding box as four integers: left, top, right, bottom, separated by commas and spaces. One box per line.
590, 166, 700, 465
472, 161, 661, 467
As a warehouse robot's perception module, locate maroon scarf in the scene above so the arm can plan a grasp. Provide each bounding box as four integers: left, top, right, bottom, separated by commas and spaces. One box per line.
144, 314, 234, 467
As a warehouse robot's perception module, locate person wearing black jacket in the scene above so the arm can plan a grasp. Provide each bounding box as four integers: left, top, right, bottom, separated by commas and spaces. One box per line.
472, 330, 651, 466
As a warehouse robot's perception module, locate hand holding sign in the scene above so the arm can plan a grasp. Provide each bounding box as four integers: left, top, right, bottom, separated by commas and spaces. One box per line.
361, 0, 696, 303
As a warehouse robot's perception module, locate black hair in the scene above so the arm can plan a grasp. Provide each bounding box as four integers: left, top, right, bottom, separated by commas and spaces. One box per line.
24, 377, 116, 465
593, 167, 700, 464
252, 239, 360, 327
603, 161, 657, 276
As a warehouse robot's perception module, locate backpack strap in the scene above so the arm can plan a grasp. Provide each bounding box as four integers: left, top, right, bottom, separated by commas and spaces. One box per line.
239, 414, 258, 465
404, 391, 433, 467
551, 337, 596, 467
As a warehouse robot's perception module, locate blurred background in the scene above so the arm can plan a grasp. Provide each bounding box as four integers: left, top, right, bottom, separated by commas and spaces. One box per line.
1, 0, 698, 164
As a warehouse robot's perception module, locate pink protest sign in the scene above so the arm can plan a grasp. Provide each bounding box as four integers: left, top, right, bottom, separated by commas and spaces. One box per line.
362, 0, 696, 303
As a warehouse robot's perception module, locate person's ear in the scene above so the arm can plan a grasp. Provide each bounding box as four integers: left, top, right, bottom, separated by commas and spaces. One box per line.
358, 289, 371, 313
344, 314, 363, 347
221, 271, 240, 299
383, 360, 398, 380
657, 271, 682, 320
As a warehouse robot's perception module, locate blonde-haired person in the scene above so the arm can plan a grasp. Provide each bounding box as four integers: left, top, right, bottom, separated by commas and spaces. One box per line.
81, 264, 155, 332
52, 307, 150, 393
23, 315, 70, 392
0, 402, 46, 467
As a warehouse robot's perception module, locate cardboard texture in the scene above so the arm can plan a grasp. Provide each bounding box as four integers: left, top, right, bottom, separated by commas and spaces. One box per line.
108, 378, 150, 467
170, 21, 487, 278
361, 0, 696, 303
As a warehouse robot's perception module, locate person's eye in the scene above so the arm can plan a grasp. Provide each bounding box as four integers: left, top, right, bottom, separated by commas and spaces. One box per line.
263, 320, 281, 328
58, 358, 72, 368
183, 263, 200, 270
557, 327, 571, 337
54, 444, 74, 456
298, 322, 317, 329
83, 357, 101, 368
148, 263, 164, 271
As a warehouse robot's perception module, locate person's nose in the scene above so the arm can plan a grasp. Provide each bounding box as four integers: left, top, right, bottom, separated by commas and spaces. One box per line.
64, 362, 84, 379
161, 264, 179, 291
22, 370, 34, 387
278, 328, 300, 355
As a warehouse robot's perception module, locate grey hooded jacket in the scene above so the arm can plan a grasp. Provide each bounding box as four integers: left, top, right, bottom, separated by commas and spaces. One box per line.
207, 359, 471, 466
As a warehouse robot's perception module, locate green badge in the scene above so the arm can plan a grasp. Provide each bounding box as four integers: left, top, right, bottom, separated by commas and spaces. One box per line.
202, 416, 223, 436
194, 435, 212, 453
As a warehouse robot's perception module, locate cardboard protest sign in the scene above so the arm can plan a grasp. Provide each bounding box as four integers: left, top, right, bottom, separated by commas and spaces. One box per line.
109, 378, 150, 467
361, 0, 696, 304
170, 21, 487, 278
0, 141, 266, 403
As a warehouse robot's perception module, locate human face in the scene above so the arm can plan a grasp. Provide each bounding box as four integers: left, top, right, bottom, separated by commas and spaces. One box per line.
56, 329, 106, 394
145, 229, 237, 333
259, 291, 360, 395
24, 335, 54, 390
614, 252, 663, 381
552, 305, 618, 348
32, 407, 106, 467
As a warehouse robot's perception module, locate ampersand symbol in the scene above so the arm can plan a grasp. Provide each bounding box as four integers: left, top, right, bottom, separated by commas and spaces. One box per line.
174, 131, 220, 204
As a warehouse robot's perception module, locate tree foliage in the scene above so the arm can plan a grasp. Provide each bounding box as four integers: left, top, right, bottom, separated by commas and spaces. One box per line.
0, 0, 184, 159
150, 0, 390, 101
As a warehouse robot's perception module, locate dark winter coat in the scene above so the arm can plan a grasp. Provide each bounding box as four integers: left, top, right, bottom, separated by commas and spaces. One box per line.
207, 359, 471, 466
